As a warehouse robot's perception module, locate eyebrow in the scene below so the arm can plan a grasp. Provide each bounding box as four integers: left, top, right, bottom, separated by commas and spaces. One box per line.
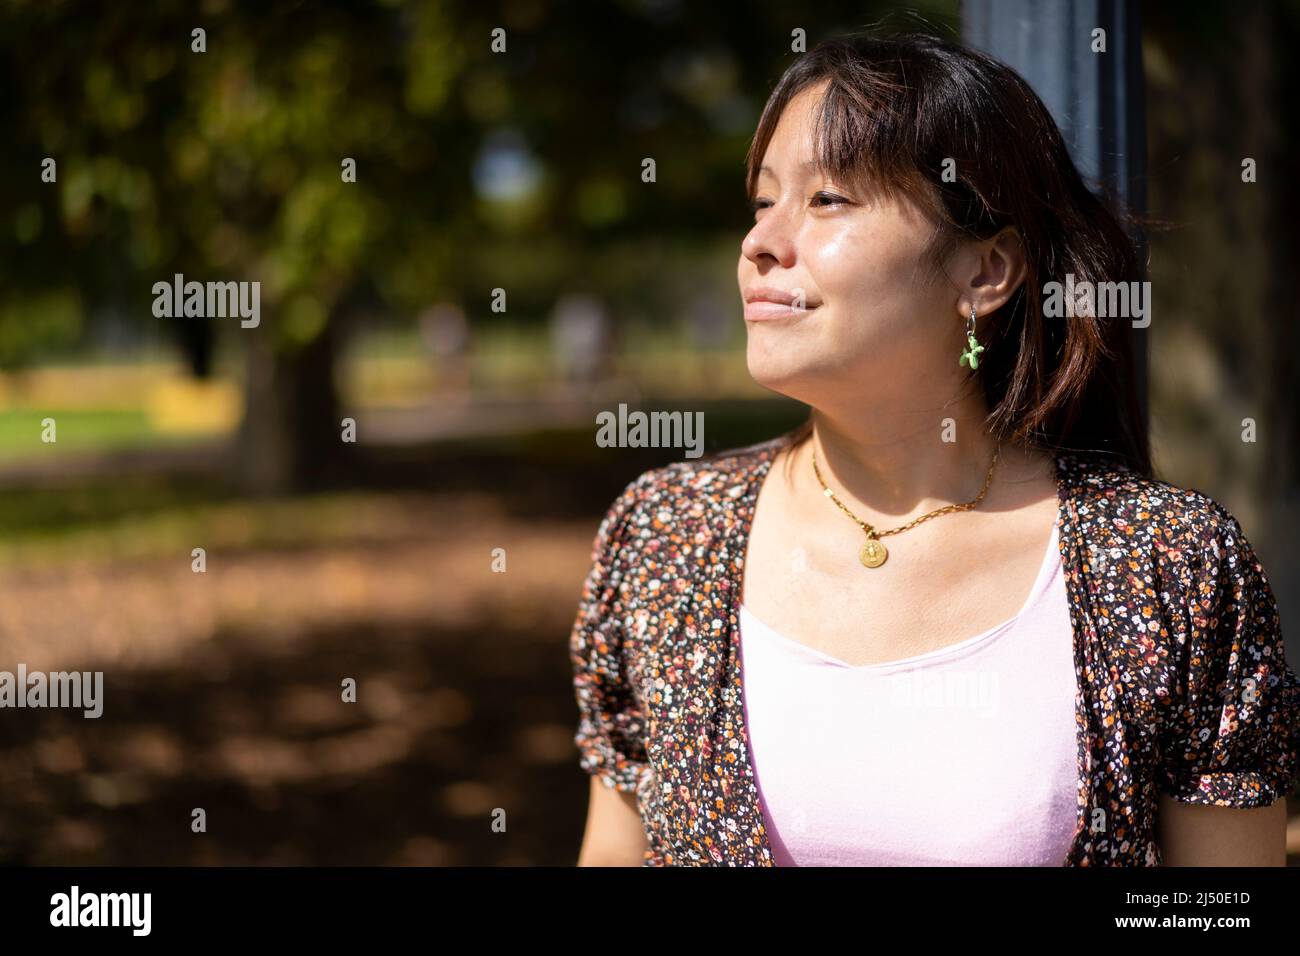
757, 160, 820, 177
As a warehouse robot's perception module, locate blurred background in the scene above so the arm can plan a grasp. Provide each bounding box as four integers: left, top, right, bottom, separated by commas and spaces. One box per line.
0, 0, 1297, 865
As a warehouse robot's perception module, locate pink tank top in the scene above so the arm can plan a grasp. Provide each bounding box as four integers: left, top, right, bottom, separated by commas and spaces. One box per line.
738, 520, 1079, 866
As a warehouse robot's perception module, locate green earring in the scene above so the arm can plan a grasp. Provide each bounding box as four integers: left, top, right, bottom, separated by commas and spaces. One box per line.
959, 304, 985, 369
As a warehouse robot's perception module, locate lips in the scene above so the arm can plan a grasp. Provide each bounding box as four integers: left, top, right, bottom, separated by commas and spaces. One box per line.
744, 300, 818, 321
743, 286, 820, 322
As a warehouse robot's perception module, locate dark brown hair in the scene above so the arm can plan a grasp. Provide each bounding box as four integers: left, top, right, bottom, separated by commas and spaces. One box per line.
745, 32, 1153, 478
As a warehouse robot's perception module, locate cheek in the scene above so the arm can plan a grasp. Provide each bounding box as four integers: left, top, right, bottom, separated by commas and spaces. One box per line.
805, 223, 864, 292
811, 221, 915, 295
808, 220, 936, 322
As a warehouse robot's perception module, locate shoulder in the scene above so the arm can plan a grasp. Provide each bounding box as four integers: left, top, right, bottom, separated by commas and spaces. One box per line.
1057, 450, 1259, 579
587, 437, 783, 561
1057, 451, 1283, 699
601, 437, 782, 524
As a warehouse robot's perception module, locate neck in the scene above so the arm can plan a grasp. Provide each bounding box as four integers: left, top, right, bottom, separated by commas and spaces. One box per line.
797, 405, 1004, 521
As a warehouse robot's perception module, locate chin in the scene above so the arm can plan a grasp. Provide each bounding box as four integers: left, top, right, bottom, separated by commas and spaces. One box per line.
745, 345, 815, 400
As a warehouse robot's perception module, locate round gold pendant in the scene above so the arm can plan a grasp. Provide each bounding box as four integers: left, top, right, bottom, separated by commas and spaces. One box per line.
859, 537, 888, 568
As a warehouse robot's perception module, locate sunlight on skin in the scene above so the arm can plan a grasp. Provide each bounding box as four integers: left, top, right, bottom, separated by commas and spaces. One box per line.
1156, 794, 1288, 866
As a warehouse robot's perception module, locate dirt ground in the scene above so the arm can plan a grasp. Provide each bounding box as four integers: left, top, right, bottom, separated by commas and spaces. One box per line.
0, 491, 600, 865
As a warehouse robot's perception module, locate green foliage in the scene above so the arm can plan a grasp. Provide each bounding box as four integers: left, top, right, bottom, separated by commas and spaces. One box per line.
0, 0, 952, 370
0, 291, 82, 369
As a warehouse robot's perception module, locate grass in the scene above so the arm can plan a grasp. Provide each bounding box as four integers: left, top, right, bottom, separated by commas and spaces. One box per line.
0, 408, 166, 458
0, 325, 767, 463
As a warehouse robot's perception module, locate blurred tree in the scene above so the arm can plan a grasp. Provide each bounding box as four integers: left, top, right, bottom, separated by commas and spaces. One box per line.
0, 0, 954, 491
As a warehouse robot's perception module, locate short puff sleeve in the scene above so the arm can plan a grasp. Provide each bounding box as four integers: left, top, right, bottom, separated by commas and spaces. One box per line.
569, 475, 652, 793
1156, 502, 1300, 807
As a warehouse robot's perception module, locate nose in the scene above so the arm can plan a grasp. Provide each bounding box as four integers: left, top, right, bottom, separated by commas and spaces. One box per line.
741, 200, 797, 269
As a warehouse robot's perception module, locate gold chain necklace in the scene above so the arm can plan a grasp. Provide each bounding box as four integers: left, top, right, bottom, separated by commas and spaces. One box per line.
811, 440, 1001, 568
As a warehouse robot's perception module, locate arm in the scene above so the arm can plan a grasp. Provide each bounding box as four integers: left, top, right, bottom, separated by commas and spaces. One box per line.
576, 777, 650, 866
569, 474, 655, 865
1155, 501, 1300, 865
1156, 794, 1288, 865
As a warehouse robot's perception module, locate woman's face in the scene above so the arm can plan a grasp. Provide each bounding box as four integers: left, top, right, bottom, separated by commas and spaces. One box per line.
737, 81, 960, 408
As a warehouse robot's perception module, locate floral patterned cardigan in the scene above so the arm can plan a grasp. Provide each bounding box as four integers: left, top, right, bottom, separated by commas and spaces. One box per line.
568, 436, 1300, 866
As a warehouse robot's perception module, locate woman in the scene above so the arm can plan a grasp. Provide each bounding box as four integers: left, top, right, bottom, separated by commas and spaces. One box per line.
570, 33, 1300, 866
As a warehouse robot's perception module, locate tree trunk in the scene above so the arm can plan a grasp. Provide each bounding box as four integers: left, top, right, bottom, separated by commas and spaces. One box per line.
233, 315, 352, 496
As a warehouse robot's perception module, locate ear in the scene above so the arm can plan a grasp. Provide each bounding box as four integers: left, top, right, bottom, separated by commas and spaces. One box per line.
955, 227, 1028, 321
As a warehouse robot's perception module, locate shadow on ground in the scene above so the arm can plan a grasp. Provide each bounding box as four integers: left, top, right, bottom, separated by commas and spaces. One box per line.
0, 610, 587, 865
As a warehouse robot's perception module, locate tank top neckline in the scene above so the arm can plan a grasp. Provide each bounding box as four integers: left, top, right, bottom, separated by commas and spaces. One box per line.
738, 518, 1061, 673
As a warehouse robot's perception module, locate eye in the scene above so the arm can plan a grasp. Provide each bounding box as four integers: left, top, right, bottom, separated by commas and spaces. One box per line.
748, 197, 772, 215
811, 191, 849, 208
